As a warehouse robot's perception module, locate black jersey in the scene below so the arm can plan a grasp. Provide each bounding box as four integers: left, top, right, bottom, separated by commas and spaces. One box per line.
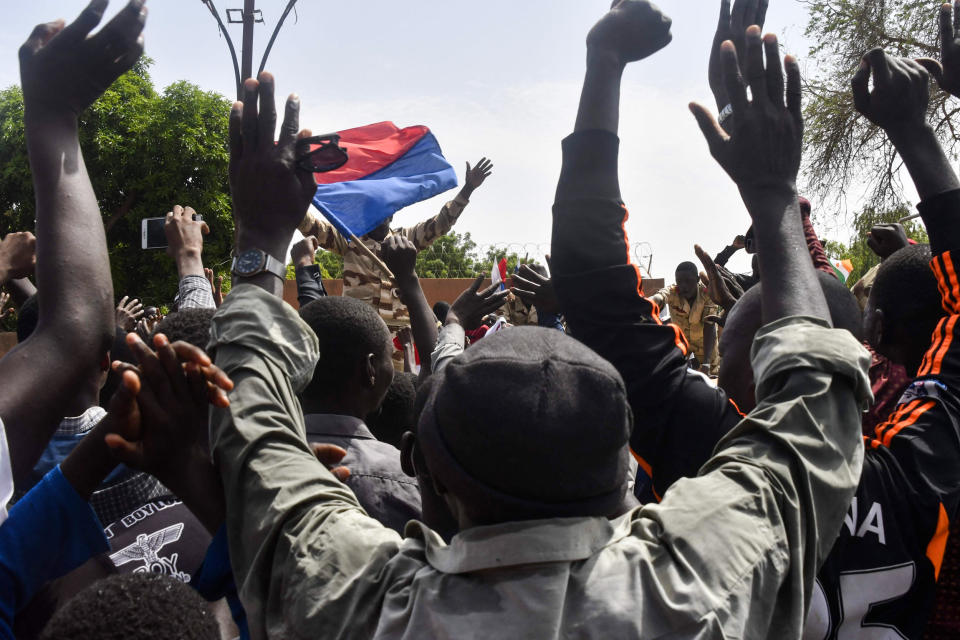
804, 250, 960, 640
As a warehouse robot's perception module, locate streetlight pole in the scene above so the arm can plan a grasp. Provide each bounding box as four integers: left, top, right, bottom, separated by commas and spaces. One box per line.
241, 0, 256, 84
200, 0, 301, 99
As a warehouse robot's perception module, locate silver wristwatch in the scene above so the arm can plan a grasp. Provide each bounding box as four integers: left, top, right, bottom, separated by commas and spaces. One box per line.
231, 249, 286, 279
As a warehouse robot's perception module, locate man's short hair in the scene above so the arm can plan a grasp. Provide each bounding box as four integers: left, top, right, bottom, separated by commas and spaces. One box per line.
16, 294, 39, 343
676, 261, 698, 276
299, 297, 392, 393
367, 371, 417, 448
153, 309, 216, 349
39, 573, 218, 640
872, 244, 940, 336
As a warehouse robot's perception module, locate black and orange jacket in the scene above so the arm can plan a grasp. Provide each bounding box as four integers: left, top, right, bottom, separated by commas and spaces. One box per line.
552, 131, 960, 640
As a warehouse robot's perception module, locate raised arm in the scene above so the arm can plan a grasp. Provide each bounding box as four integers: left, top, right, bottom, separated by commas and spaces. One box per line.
0, 0, 145, 483
405, 158, 492, 250
552, 0, 740, 499
165, 204, 216, 310
381, 235, 439, 378
861, 43, 960, 253
213, 73, 399, 637
291, 236, 328, 306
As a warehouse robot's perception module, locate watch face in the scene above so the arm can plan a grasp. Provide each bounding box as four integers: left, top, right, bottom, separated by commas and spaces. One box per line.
235, 250, 265, 276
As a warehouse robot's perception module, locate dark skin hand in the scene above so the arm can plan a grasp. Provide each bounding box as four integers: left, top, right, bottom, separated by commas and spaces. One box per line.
867, 223, 910, 260
115, 296, 144, 332
448, 275, 511, 330
381, 235, 438, 378
709, 0, 769, 118
691, 28, 831, 324
511, 262, 561, 315
575, 0, 672, 133
106, 333, 233, 534
695, 244, 739, 312
165, 205, 208, 278
0, 232, 36, 283
204, 268, 224, 307
290, 236, 319, 268
2, 0, 145, 484
917, 1, 960, 99
230, 72, 317, 298
854, 49, 960, 204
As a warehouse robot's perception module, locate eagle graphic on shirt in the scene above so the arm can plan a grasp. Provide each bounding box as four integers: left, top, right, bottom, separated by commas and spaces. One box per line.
109, 522, 189, 582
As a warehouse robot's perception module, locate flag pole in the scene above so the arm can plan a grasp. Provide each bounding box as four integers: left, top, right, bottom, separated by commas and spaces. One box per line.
347, 231, 396, 280
297, 211, 396, 280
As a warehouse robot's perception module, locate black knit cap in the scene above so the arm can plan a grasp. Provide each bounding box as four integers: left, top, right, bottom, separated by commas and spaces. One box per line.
418, 326, 632, 520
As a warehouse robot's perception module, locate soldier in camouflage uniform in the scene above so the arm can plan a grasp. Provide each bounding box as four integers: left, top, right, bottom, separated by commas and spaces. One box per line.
650, 261, 720, 373
298, 158, 493, 368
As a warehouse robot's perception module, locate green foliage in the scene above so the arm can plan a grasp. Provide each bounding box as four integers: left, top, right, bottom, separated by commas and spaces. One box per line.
801, 0, 957, 209
316, 250, 345, 279
0, 58, 233, 306
822, 203, 929, 285
416, 231, 478, 278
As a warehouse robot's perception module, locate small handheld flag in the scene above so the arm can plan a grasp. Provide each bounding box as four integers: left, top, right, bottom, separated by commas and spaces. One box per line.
307, 122, 458, 239
830, 258, 854, 283
491, 258, 508, 291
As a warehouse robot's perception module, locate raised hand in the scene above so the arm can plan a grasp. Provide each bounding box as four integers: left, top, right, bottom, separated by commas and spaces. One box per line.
165, 205, 208, 265
695, 245, 739, 312
448, 275, 511, 330
230, 72, 317, 264
586, 0, 673, 66
203, 268, 224, 307
511, 264, 561, 314
0, 232, 37, 282
381, 235, 419, 284
464, 158, 494, 192
105, 333, 232, 479
709, 0, 769, 113
19, 0, 146, 117
691, 28, 802, 195
731, 235, 746, 250
852, 49, 931, 134
867, 223, 910, 260
917, 1, 960, 98
115, 296, 144, 331
290, 236, 320, 268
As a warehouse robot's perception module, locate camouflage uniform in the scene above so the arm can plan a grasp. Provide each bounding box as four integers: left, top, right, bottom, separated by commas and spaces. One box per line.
651, 283, 720, 369
299, 195, 471, 367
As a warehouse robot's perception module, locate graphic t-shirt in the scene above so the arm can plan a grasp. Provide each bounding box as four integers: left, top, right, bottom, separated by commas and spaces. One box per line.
105, 498, 211, 584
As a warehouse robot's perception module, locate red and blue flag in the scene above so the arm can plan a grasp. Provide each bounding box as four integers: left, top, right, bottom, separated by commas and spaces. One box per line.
310, 122, 458, 239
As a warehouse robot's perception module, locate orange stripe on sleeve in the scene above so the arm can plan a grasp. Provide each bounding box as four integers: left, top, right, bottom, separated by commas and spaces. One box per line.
872, 400, 919, 446
942, 253, 960, 314
932, 258, 953, 314
928, 316, 958, 376
919, 318, 947, 377
927, 502, 951, 581
882, 400, 937, 448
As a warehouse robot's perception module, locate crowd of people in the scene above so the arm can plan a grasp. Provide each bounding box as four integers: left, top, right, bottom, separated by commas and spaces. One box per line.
1, 0, 960, 637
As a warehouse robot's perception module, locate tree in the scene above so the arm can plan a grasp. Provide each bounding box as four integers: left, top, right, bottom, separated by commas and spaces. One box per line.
416, 231, 478, 278
0, 59, 234, 306
822, 204, 929, 285
800, 0, 958, 210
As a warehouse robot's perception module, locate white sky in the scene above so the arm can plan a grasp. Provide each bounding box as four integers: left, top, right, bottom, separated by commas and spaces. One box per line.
1, 0, 824, 278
